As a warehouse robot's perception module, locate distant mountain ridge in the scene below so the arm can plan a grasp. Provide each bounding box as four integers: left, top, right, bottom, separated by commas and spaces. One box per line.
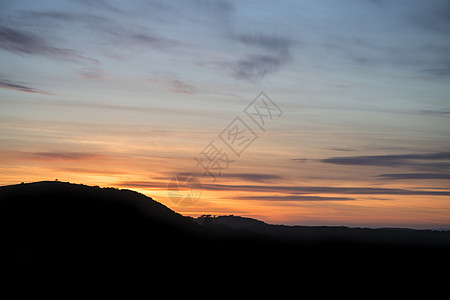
1, 181, 449, 287
196, 214, 267, 228
195, 214, 450, 248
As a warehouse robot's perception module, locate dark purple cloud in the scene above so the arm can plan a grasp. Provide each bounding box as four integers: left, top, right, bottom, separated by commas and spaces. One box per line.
232, 54, 287, 81
0, 79, 51, 95
0, 25, 104, 79
229, 32, 294, 81
217, 173, 283, 182
419, 109, 450, 116
376, 173, 450, 180
321, 152, 450, 167
236, 195, 355, 202
0, 26, 99, 64
22, 152, 100, 161
117, 181, 450, 196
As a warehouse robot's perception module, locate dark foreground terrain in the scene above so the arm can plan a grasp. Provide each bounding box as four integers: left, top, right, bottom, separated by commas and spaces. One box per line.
1, 181, 449, 290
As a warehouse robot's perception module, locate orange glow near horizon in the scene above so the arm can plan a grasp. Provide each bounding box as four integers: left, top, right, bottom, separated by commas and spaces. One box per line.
2, 155, 449, 230
1, 126, 450, 230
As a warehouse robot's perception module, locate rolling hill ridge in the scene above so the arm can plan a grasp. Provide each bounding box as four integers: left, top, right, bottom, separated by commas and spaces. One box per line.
1, 181, 449, 287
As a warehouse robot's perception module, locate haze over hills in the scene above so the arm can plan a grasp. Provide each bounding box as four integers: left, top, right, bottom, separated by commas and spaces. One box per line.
1, 181, 449, 287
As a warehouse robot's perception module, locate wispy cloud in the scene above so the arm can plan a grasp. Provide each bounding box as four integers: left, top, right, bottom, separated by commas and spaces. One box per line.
187, 173, 283, 183
376, 173, 450, 180
409, 0, 450, 34
0, 26, 99, 64
25, 4, 179, 52
26, 11, 109, 25
0, 79, 51, 95
21, 152, 101, 161
0, 25, 104, 79
309, 1, 450, 79
0, 25, 65, 56
228, 32, 293, 81
168, 79, 195, 94
120, 31, 178, 50
321, 152, 450, 167
231, 54, 289, 82
420, 62, 450, 77
73, 0, 126, 15
236, 195, 354, 202
78, 67, 106, 80
419, 109, 450, 116
59, 167, 125, 175
142, 0, 295, 81
6, 1, 295, 82
219, 173, 283, 182
203, 184, 450, 196
116, 181, 161, 188
147, 74, 196, 94
232, 33, 292, 56
117, 181, 450, 196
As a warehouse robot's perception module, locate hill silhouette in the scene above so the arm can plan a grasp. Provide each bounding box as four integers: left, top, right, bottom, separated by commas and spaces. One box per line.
1, 181, 449, 288
196, 214, 450, 248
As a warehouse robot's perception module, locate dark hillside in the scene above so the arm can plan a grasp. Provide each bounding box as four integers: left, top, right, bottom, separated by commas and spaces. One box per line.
0, 181, 203, 280
0, 181, 449, 289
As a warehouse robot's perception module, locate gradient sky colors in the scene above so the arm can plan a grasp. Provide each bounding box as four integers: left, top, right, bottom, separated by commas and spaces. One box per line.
1, 0, 449, 229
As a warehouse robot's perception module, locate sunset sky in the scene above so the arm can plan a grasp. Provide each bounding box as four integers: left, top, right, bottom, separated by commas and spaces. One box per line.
1, 0, 449, 229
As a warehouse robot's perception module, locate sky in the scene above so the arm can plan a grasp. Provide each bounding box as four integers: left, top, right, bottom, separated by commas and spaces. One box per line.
1, 0, 449, 229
